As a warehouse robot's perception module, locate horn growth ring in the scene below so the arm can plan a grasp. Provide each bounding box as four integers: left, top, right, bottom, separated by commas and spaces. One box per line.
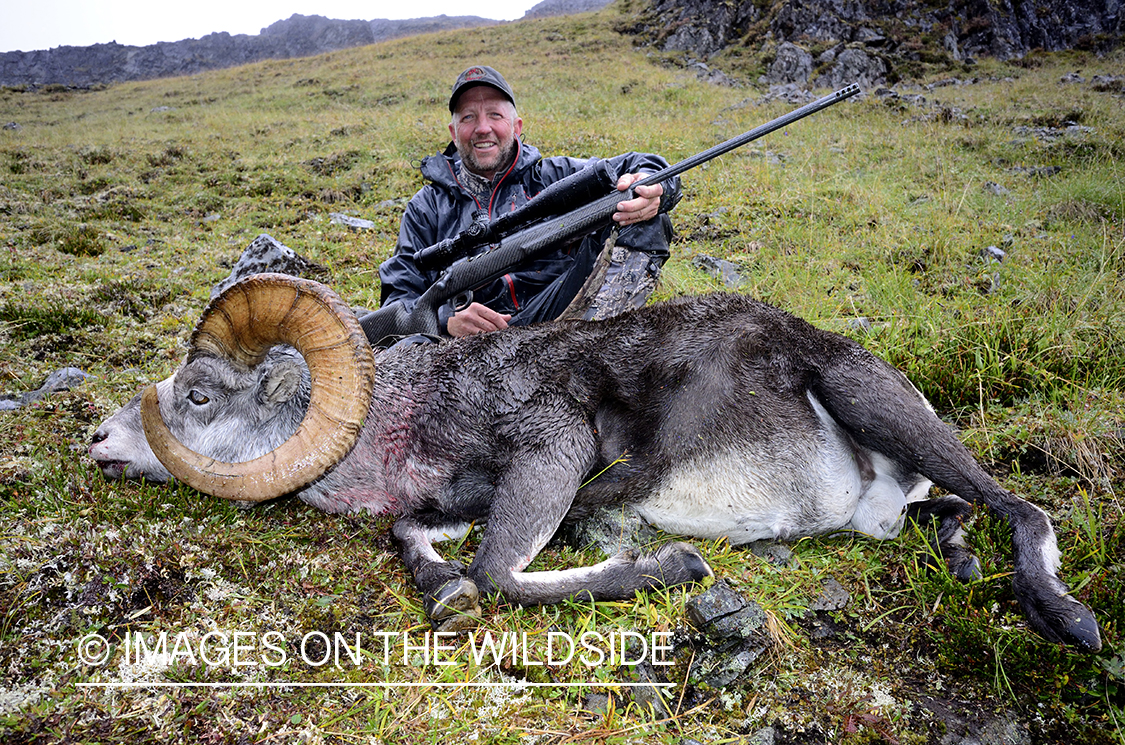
141, 273, 375, 502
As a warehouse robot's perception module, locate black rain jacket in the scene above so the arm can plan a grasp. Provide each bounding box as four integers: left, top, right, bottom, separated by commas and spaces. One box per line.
378, 139, 681, 333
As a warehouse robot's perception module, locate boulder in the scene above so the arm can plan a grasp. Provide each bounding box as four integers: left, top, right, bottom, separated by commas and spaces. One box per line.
692, 254, 747, 288
211, 234, 329, 300
683, 581, 773, 687
814, 47, 889, 89
0, 368, 90, 411
760, 42, 814, 85
637, 0, 762, 58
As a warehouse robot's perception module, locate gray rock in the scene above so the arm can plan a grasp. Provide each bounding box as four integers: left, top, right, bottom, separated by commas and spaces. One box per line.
1011, 124, 1093, 143
981, 245, 1006, 263
582, 691, 612, 714
686, 580, 768, 643
560, 504, 659, 557
855, 27, 887, 45
684, 586, 773, 686
626, 0, 1122, 79
682, 582, 774, 684
817, 44, 844, 66
769, 0, 873, 46
761, 42, 813, 86
1008, 165, 1063, 178
921, 698, 1032, 745
982, 181, 1010, 196
761, 83, 817, 105
3, 396, 33, 411
846, 316, 873, 333
746, 728, 776, 745
1091, 75, 1125, 93
944, 32, 963, 60
211, 233, 328, 300
372, 197, 409, 211
690, 643, 768, 687
1, 367, 90, 411
926, 77, 964, 90
628, 660, 674, 718
648, 0, 762, 59
41, 367, 88, 392
745, 541, 795, 567
814, 48, 888, 90
2, 122, 20, 131
329, 212, 376, 230
808, 576, 851, 612
690, 62, 739, 87
692, 254, 745, 288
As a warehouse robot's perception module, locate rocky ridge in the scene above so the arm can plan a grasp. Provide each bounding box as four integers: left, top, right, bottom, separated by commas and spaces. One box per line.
0, 0, 617, 89
0, 14, 496, 88
8, 0, 1117, 91
621, 0, 1121, 88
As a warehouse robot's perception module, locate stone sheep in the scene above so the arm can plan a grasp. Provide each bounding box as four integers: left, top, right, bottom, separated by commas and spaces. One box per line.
88, 273, 1101, 650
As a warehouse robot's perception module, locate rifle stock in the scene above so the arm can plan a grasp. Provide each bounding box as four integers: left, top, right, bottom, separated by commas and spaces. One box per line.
359, 83, 861, 344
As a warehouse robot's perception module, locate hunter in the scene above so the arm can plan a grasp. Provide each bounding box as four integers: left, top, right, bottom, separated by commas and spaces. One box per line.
378, 65, 682, 337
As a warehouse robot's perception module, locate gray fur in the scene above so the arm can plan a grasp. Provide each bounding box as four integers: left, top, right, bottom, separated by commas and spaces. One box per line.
90, 293, 1101, 650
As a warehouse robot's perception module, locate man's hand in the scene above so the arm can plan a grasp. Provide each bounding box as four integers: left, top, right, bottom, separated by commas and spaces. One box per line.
612, 173, 663, 227
447, 302, 512, 337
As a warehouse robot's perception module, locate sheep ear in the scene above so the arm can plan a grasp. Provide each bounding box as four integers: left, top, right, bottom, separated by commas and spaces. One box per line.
259, 360, 303, 405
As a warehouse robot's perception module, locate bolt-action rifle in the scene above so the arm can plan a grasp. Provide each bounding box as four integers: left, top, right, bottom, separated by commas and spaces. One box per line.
358, 83, 861, 344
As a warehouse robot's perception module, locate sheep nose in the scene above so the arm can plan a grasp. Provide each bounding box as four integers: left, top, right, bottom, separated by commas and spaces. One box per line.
89, 430, 108, 446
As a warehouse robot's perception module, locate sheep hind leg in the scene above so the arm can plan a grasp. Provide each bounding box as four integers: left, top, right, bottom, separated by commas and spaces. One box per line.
907, 495, 982, 583
392, 517, 482, 632
812, 355, 1102, 651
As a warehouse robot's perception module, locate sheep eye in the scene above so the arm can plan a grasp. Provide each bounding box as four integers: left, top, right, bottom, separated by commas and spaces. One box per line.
187, 390, 210, 406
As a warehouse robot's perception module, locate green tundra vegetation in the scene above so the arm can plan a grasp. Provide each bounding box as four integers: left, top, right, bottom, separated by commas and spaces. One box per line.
0, 5, 1122, 744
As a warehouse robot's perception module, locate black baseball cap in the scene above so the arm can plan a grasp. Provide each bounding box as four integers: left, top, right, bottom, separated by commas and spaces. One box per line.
449, 65, 516, 113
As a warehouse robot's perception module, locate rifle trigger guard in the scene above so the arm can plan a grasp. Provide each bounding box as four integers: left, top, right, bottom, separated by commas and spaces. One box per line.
453, 291, 474, 312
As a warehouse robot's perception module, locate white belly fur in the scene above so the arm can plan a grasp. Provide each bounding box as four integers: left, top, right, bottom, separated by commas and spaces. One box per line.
634, 393, 925, 544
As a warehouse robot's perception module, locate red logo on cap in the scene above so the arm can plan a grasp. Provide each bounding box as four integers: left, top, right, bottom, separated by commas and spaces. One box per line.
463, 67, 486, 81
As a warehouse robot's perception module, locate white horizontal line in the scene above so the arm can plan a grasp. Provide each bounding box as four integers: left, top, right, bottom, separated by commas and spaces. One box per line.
77, 681, 675, 689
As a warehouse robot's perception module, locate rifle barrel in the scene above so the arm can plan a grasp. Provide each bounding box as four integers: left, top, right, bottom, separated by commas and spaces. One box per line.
635, 83, 861, 188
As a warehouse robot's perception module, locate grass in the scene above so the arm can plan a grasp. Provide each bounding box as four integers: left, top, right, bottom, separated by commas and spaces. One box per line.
1, 5, 1124, 744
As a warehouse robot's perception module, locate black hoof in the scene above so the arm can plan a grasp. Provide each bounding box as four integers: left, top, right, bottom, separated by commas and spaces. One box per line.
651, 541, 714, 587
920, 544, 981, 583
951, 553, 983, 583
1014, 577, 1103, 652
425, 577, 482, 630
1056, 600, 1103, 652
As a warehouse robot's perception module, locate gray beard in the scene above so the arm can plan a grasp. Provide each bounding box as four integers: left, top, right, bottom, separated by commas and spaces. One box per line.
458, 140, 518, 182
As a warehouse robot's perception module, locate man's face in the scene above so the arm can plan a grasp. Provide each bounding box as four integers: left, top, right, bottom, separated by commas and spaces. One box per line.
449, 86, 523, 181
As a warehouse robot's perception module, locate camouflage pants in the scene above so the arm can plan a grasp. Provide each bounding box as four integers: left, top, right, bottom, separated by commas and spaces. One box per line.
556, 229, 662, 322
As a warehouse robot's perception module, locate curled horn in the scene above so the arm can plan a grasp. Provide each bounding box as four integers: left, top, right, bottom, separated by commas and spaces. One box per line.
140, 273, 375, 502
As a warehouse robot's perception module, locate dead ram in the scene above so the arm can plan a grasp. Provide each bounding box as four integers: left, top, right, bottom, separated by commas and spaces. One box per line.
89, 274, 1101, 650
